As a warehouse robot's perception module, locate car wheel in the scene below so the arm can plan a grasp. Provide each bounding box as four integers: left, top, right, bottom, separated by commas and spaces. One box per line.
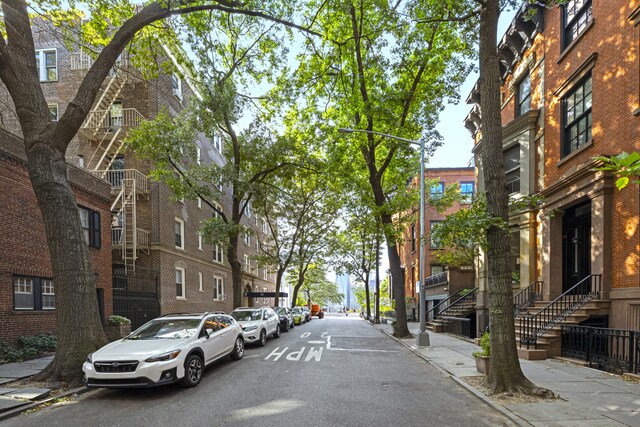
230, 336, 244, 361
259, 329, 267, 347
282, 321, 289, 332
290, 320, 295, 329
180, 354, 203, 388
274, 324, 281, 338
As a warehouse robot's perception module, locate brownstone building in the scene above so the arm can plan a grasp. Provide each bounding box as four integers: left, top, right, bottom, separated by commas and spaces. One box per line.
465, 1, 639, 356
0, 21, 276, 328
0, 128, 112, 343
398, 167, 476, 319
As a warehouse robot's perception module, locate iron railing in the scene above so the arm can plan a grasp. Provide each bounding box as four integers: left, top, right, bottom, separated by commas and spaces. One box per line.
112, 267, 160, 329
429, 287, 479, 320
82, 108, 144, 132
426, 288, 465, 320
561, 325, 640, 374
441, 316, 472, 339
424, 272, 448, 288
91, 169, 149, 193
513, 280, 544, 317
520, 274, 602, 348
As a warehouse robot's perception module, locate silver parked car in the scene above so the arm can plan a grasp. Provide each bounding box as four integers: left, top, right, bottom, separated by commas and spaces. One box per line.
230, 307, 280, 346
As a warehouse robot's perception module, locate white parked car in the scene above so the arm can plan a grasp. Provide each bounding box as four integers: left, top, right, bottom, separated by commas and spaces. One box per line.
83, 312, 244, 388
230, 307, 280, 346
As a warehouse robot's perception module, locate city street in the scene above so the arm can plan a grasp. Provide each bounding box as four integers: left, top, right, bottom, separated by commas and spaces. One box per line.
5, 314, 512, 427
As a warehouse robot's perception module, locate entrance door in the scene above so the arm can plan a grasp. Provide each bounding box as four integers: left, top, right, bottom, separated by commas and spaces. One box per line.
562, 202, 591, 292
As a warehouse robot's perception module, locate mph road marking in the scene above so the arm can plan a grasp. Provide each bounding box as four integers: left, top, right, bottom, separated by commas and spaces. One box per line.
263, 332, 399, 362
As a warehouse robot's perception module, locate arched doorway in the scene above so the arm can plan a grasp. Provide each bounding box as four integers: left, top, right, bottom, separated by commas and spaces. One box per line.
243, 284, 252, 307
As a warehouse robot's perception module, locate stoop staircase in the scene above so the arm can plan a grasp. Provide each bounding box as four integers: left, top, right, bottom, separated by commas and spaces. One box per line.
515, 274, 609, 360
426, 287, 479, 332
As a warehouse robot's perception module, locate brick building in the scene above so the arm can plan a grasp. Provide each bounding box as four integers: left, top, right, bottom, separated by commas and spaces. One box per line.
0, 128, 112, 343
465, 1, 639, 350
398, 167, 476, 318
0, 21, 276, 328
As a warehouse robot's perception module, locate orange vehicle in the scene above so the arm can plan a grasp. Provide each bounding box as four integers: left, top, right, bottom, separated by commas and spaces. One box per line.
311, 304, 324, 319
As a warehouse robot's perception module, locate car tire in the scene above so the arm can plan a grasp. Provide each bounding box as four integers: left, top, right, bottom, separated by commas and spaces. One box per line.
282, 321, 289, 332
230, 336, 244, 361
274, 324, 281, 338
180, 354, 203, 388
258, 329, 267, 347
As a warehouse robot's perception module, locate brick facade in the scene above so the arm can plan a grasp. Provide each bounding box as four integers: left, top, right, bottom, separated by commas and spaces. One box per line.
0, 128, 112, 344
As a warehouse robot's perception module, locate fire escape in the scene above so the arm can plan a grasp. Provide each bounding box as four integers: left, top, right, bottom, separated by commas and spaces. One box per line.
73, 52, 150, 272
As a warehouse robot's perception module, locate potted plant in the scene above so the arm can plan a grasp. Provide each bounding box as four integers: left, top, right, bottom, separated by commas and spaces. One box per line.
472, 331, 490, 376
105, 315, 132, 341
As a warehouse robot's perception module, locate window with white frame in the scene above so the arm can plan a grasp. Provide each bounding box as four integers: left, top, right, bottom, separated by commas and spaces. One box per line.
198, 232, 203, 251
430, 221, 443, 249
243, 232, 250, 246
14, 276, 56, 310
212, 133, 222, 153
244, 254, 250, 272
35, 49, 57, 81
198, 272, 203, 292
213, 276, 224, 300
504, 145, 521, 194
217, 178, 224, 192
213, 244, 224, 264
41, 279, 55, 309
429, 182, 444, 199
196, 146, 201, 165
78, 206, 101, 248
175, 218, 184, 249
459, 182, 474, 204
255, 238, 259, 251
48, 104, 58, 122
212, 202, 222, 220
516, 73, 531, 117
262, 220, 268, 233
171, 73, 183, 101
263, 269, 268, 280
78, 155, 85, 168
263, 287, 268, 303
245, 202, 252, 218
176, 268, 185, 298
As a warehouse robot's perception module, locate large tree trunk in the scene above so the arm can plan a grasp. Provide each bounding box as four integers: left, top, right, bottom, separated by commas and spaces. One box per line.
479, 0, 535, 394
28, 142, 107, 384
227, 236, 244, 308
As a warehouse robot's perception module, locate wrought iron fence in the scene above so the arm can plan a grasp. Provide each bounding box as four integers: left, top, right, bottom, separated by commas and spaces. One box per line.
513, 280, 544, 317
112, 267, 160, 329
441, 316, 472, 339
561, 325, 640, 374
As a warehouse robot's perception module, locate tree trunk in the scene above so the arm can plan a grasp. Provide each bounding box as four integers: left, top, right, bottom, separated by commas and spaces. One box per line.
28, 142, 107, 384
479, 0, 535, 394
227, 236, 244, 308
364, 271, 371, 320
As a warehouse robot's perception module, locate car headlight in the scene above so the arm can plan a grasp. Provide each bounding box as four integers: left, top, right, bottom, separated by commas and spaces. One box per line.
145, 350, 181, 363
243, 325, 258, 332
86, 353, 93, 364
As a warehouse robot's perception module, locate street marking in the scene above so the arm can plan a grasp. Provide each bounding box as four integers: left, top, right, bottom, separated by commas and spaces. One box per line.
300, 332, 311, 338
328, 348, 400, 353
305, 347, 323, 361
321, 332, 329, 338
286, 347, 305, 361
307, 340, 325, 344
265, 347, 288, 361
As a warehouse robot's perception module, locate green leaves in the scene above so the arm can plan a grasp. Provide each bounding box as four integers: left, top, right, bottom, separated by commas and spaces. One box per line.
594, 152, 640, 190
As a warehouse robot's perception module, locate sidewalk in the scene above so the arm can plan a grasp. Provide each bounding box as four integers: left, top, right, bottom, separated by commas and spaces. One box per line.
373, 321, 640, 427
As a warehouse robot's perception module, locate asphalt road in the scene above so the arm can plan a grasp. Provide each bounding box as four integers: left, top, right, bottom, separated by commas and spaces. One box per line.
6, 314, 512, 427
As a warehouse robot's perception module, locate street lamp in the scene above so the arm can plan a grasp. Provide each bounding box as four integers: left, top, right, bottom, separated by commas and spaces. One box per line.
337, 127, 430, 347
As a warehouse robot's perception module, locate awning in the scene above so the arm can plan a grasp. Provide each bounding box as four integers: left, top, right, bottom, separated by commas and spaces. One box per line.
243, 292, 288, 298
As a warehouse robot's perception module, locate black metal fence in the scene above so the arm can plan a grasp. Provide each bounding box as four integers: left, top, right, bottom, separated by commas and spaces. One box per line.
561, 325, 640, 374
112, 267, 160, 329
441, 316, 473, 339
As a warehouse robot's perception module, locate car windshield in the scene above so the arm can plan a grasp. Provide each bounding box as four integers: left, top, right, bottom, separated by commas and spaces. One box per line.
127, 319, 200, 340
291, 308, 301, 314
274, 308, 286, 315
231, 310, 262, 321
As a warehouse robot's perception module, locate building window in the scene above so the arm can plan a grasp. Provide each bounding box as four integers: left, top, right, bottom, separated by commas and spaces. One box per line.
198, 272, 203, 292
504, 145, 520, 194
175, 218, 184, 249
78, 155, 85, 168
410, 223, 416, 253
262, 220, 268, 233
214, 244, 224, 264
245, 202, 252, 218
35, 49, 57, 81
213, 276, 224, 300
429, 182, 444, 199
171, 73, 183, 101
176, 268, 185, 299
244, 254, 251, 272
459, 182, 474, 204
14, 276, 55, 310
562, 74, 592, 157
562, 0, 592, 49
196, 146, 201, 165
109, 101, 123, 130
430, 221, 443, 249
243, 232, 250, 246
198, 232, 203, 251
212, 133, 222, 153
263, 269, 268, 280
213, 203, 222, 220
430, 265, 445, 276
263, 287, 268, 303
78, 206, 101, 249
48, 104, 58, 122
516, 73, 531, 117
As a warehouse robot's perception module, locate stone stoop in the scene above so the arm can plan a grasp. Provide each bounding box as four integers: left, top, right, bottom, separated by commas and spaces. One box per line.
514, 299, 610, 361
426, 301, 477, 333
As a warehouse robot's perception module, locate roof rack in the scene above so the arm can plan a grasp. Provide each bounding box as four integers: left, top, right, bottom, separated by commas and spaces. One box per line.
159, 312, 208, 318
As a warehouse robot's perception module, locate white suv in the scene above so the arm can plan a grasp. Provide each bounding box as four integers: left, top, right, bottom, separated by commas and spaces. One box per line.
83, 313, 244, 388
230, 307, 280, 346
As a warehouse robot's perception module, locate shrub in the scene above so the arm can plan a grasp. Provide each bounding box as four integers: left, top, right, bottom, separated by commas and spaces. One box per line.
107, 315, 131, 325
18, 334, 57, 351
472, 331, 490, 359
0, 334, 57, 363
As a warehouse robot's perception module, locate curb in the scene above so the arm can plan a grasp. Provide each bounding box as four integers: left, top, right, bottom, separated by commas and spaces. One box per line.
0, 385, 92, 422
372, 324, 531, 427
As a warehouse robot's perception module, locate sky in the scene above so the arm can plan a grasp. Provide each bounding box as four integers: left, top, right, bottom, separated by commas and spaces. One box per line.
428, 7, 518, 169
